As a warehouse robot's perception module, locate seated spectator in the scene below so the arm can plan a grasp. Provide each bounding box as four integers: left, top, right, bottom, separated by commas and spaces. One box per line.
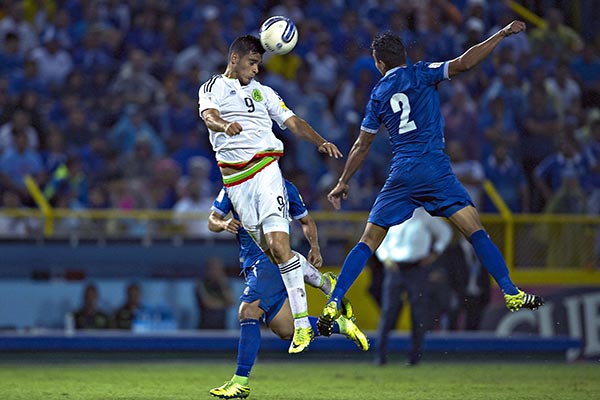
0, 190, 39, 236
0, 32, 24, 77
173, 179, 214, 237
0, 129, 44, 200
195, 257, 234, 330
0, 108, 39, 153
113, 283, 142, 329
73, 284, 110, 329
29, 30, 73, 89
447, 140, 485, 208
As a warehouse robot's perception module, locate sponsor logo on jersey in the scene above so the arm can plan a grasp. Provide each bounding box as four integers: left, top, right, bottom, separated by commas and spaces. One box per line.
252, 89, 263, 102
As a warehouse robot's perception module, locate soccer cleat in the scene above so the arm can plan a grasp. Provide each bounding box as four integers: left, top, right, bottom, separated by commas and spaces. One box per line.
209, 380, 250, 399
317, 301, 341, 337
322, 272, 355, 322
336, 315, 369, 351
288, 326, 314, 354
504, 288, 545, 311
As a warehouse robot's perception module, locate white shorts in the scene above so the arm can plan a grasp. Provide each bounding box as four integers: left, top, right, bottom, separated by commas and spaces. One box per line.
226, 161, 290, 250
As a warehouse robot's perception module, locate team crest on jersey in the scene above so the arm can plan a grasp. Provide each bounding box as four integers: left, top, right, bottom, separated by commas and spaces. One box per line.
252, 89, 263, 102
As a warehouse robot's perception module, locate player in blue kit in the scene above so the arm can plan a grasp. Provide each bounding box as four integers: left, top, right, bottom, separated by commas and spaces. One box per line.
318, 20, 544, 334
208, 179, 367, 399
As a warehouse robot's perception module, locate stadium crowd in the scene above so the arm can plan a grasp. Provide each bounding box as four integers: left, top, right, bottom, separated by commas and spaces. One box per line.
0, 0, 599, 237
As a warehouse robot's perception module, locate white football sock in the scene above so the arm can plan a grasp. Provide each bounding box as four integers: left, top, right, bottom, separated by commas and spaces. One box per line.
278, 254, 310, 329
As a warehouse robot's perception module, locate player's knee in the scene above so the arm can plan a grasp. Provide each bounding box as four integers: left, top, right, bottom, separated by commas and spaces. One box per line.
271, 324, 293, 340
238, 302, 262, 320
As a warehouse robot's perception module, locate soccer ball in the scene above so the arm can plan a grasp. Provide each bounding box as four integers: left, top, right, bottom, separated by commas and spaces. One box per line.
259, 16, 298, 55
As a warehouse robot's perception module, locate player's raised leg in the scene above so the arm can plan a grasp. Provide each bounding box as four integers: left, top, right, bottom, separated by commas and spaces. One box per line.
449, 205, 544, 311
318, 223, 388, 335
266, 230, 313, 353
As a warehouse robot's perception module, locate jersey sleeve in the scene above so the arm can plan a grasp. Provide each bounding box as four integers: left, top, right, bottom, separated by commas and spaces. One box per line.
360, 96, 381, 134
264, 86, 295, 129
211, 188, 232, 216
198, 77, 221, 118
416, 61, 449, 86
285, 180, 308, 220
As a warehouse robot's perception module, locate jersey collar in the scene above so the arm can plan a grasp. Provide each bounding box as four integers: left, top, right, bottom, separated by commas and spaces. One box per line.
384, 66, 402, 77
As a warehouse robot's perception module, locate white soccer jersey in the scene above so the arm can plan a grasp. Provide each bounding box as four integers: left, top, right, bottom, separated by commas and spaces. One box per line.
198, 75, 295, 165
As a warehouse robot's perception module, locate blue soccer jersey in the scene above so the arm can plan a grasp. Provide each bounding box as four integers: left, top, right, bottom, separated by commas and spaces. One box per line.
361, 60, 474, 227
361, 61, 449, 157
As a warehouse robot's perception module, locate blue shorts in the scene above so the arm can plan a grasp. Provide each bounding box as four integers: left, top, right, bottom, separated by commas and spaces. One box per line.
240, 255, 287, 325
369, 151, 473, 228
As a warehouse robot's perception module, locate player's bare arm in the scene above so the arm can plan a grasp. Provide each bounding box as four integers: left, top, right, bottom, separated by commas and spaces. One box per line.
208, 211, 242, 234
284, 115, 342, 158
447, 20, 526, 78
298, 214, 323, 268
201, 108, 243, 136
328, 130, 375, 210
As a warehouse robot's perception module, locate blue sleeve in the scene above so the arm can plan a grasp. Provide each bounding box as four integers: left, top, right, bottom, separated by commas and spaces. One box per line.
416, 61, 449, 87
211, 188, 232, 216
285, 180, 308, 219
360, 95, 380, 134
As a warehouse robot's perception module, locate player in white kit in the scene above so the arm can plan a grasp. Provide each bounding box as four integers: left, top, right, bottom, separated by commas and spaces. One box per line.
198, 35, 342, 354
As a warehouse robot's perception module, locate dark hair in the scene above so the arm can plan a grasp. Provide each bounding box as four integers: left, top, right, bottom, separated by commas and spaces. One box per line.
371, 31, 406, 68
229, 35, 265, 59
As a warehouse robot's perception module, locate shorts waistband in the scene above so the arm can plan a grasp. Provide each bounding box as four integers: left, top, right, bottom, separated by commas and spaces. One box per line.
222, 156, 276, 187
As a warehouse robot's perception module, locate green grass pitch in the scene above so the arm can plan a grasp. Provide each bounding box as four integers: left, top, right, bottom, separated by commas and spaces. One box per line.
0, 359, 598, 400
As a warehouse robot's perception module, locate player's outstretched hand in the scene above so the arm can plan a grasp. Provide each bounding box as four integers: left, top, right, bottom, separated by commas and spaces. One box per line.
327, 181, 349, 210
308, 247, 323, 269
502, 20, 526, 37
318, 141, 343, 159
223, 217, 242, 234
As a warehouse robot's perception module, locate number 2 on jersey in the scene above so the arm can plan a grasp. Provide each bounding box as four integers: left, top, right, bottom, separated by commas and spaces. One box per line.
390, 93, 416, 134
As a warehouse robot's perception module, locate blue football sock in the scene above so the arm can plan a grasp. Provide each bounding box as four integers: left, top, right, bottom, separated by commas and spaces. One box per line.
329, 242, 373, 307
469, 229, 518, 295
309, 316, 340, 336
235, 319, 261, 378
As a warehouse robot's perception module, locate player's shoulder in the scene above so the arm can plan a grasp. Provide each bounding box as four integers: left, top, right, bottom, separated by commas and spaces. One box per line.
200, 74, 224, 93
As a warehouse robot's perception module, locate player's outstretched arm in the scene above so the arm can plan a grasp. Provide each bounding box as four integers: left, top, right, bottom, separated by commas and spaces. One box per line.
208, 211, 242, 234
298, 214, 323, 268
328, 130, 375, 210
284, 115, 342, 158
448, 20, 526, 78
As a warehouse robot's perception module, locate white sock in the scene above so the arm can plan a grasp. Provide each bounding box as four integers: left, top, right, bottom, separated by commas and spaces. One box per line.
293, 250, 326, 292
278, 255, 310, 329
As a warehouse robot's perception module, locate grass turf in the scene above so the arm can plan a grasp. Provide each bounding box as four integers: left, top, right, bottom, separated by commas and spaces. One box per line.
0, 359, 598, 400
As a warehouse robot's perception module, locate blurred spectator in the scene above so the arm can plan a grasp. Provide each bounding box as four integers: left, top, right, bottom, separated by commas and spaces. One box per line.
483, 142, 530, 213
173, 30, 223, 77
0, 108, 39, 153
571, 43, 600, 109
29, 30, 73, 89
109, 48, 165, 108
177, 155, 218, 199
478, 96, 520, 161
149, 158, 181, 209
0, 32, 24, 77
441, 82, 480, 160
173, 179, 214, 237
522, 87, 563, 209
40, 126, 68, 173
0, 2, 38, 53
447, 237, 491, 331
73, 284, 110, 330
304, 32, 339, 99
195, 257, 235, 329
8, 58, 47, 98
44, 156, 89, 207
109, 104, 164, 157
533, 136, 589, 210
121, 135, 158, 181
529, 8, 583, 55
545, 59, 582, 125
0, 129, 44, 199
71, 25, 115, 74
480, 64, 526, 127
113, 283, 142, 329
0, 190, 38, 236
374, 207, 452, 366
447, 140, 485, 208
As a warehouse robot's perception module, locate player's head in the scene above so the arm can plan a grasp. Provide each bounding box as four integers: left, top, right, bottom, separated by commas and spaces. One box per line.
227, 35, 265, 85
371, 32, 406, 75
